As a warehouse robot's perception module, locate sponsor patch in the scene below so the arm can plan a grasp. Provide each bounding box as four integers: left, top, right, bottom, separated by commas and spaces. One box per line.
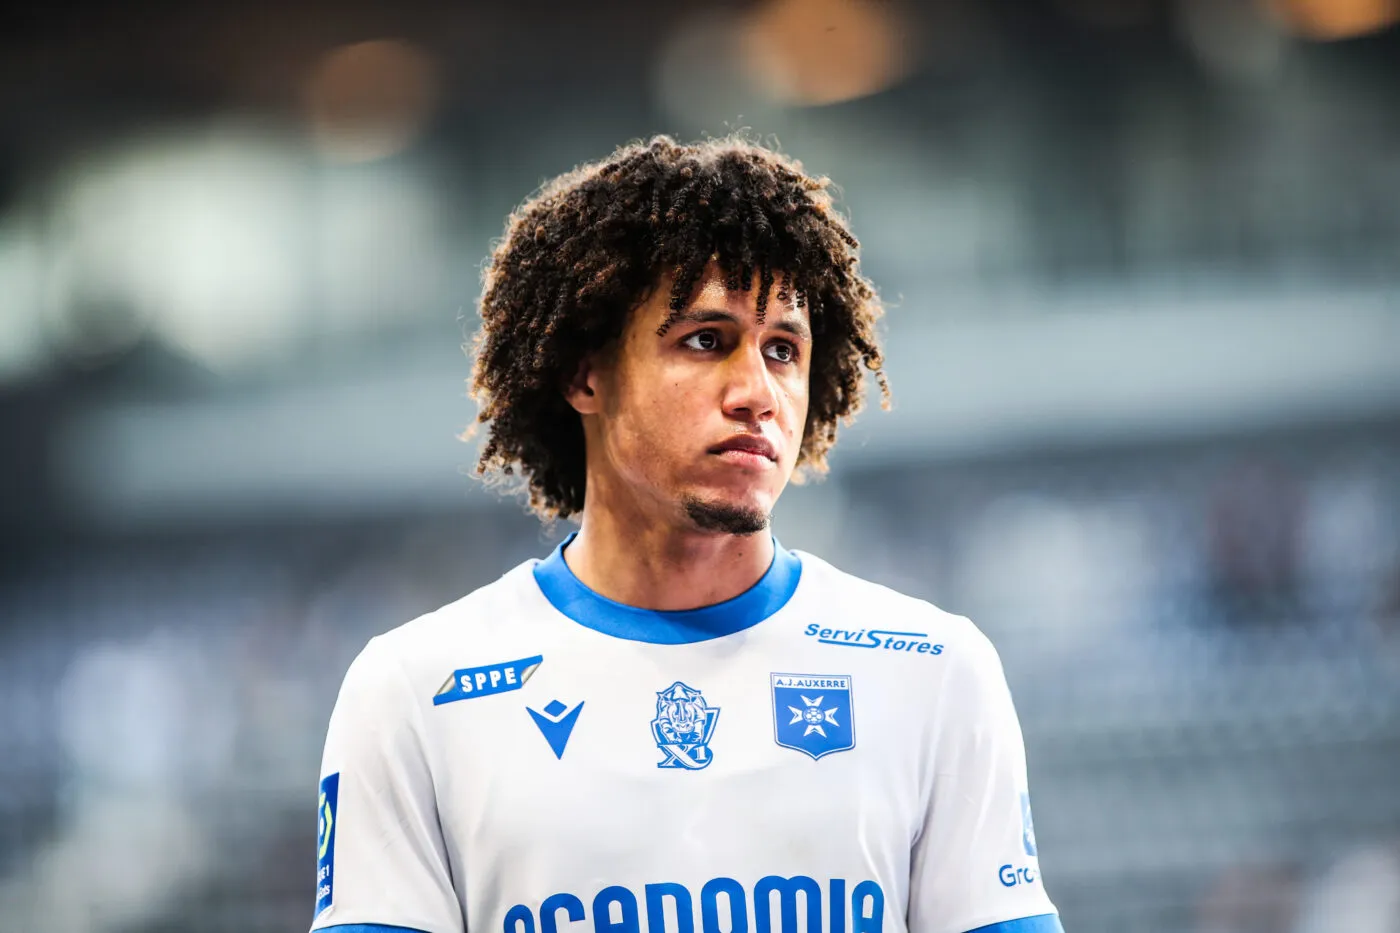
1000, 863, 1039, 887
433, 655, 542, 705
504, 875, 886, 933
802, 624, 944, 656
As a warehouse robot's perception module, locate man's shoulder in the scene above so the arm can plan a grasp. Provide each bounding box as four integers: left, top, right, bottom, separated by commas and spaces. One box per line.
348, 558, 547, 683
793, 549, 996, 659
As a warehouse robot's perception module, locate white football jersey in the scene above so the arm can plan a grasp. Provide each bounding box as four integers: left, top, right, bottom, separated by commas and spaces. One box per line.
311, 536, 1060, 933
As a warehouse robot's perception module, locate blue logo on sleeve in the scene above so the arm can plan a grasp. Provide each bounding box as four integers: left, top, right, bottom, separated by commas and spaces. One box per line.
315, 772, 339, 917
1000, 863, 1039, 887
1021, 792, 1038, 856
652, 682, 720, 770
433, 655, 542, 705
772, 674, 856, 760
527, 699, 584, 759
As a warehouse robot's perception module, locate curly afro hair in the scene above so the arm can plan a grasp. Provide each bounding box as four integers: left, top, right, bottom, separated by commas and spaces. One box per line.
469, 133, 888, 520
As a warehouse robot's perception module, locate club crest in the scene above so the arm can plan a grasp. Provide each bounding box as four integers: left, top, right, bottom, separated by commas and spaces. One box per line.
651, 681, 720, 770
772, 673, 855, 760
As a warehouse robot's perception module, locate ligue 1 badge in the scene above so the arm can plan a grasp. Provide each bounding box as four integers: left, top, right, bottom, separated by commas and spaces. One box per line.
652, 681, 720, 770
771, 673, 856, 760
315, 772, 340, 917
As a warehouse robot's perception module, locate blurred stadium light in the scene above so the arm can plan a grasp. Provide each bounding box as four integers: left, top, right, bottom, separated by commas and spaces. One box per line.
302, 39, 440, 163
656, 0, 923, 129
25, 124, 459, 377
738, 0, 918, 106
1265, 0, 1400, 39
46, 128, 307, 370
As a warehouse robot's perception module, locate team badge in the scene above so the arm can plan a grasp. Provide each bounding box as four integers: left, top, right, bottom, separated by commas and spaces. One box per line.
651, 682, 720, 770
772, 673, 855, 760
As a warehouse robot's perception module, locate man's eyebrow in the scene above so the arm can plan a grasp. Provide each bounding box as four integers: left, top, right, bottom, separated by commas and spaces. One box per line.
670, 307, 812, 340
669, 308, 737, 327
771, 316, 812, 340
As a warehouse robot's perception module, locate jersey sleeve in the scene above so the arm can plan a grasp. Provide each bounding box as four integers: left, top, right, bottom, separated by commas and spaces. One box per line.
907, 624, 1062, 933
310, 637, 463, 933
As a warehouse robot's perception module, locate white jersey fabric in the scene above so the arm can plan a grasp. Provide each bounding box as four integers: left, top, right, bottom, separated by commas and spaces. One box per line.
311, 536, 1061, 933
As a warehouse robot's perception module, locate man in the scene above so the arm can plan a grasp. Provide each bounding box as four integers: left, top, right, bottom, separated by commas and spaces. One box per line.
311, 136, 1061, 933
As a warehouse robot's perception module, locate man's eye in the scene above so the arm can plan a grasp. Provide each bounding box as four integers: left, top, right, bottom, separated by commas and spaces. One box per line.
682, 331, 720, 351
765, 342, 795, 363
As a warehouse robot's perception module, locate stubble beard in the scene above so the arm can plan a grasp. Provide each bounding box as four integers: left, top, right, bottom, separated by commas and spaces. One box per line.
681, 495, 770, 536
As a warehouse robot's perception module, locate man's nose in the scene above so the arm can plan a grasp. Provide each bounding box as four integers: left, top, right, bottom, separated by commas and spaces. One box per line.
722, 343, 778, 420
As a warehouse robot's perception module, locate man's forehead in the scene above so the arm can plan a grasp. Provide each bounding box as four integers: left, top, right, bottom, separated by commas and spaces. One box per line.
689, 269, 802, 320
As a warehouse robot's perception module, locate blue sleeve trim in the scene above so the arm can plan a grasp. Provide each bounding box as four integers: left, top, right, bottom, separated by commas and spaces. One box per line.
319, 926, 432, 933
963, 914, 1064, 933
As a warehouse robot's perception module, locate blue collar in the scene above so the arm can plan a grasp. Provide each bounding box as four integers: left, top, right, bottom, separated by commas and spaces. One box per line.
532, 532, 802, 644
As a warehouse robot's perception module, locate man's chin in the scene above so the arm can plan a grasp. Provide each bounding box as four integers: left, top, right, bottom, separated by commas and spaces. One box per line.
680, 495, 770, 536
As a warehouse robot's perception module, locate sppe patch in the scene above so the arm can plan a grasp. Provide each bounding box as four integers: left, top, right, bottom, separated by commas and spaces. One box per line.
433, 655, 542, 705
315, 772, 339, 917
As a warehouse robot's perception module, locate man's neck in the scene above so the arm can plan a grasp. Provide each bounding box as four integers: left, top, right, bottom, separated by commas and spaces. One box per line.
564, 504, 775, 612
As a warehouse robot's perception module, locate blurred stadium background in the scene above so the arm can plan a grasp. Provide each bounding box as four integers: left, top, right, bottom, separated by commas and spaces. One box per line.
2, 0, 1400, 931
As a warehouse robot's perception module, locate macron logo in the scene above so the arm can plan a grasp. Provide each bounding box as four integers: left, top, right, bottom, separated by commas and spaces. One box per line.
528, 699, 584, 759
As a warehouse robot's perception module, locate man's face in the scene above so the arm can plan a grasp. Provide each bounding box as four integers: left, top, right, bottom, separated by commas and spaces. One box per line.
572, 263, 811, 535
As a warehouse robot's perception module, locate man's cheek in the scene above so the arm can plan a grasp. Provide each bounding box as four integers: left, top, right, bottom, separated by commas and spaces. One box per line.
784, 397, 809, 448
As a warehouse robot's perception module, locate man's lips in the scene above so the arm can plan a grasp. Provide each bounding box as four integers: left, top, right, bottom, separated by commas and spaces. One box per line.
709, 436, 777, 461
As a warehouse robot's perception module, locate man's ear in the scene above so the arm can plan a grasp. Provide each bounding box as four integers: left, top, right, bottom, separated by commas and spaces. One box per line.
563, 355, 603, 415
